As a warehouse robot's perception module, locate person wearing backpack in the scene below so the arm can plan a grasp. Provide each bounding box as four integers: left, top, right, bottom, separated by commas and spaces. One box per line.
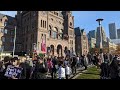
47, 57, 53, 79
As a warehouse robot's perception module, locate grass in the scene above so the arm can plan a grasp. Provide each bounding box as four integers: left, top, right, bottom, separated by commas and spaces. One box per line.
76, 66, 100, 79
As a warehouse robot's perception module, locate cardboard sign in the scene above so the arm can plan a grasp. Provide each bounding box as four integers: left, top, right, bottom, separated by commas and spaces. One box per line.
4, 65, 23, 79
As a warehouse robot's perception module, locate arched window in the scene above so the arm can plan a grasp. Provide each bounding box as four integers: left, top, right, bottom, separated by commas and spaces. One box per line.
70, 22, 72, 26
45, 21, 46, 28
59, 29, 63, 39
53, 27, 58, 39
43, 20, 44, 28
41, 20, 42, 27
49, 25, 52, 38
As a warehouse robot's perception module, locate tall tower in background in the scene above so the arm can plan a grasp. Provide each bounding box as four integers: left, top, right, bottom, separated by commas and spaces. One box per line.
96, 26, 107, 48
117, 29, 120, 39
109, 23, 117, 39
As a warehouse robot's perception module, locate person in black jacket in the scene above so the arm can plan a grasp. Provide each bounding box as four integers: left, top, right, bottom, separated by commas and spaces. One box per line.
32, 58, 48, 79
0, 61, 5, 79
71, 56, 77, 75
51, 56, 58, 79
100, 61, 110, 79
109, 56, 119, 79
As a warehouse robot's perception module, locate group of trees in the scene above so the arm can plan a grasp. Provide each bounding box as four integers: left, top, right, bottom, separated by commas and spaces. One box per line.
89, 46, 117, 54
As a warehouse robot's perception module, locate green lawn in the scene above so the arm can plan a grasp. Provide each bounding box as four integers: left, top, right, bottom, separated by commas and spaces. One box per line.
76, 66, 100, 79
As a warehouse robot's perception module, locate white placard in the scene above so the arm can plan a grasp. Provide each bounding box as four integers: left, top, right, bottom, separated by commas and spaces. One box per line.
4, 65, 23, 79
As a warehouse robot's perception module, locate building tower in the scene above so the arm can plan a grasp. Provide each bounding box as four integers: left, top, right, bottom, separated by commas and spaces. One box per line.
62, 11, 75, 54
109, 23, 117, 39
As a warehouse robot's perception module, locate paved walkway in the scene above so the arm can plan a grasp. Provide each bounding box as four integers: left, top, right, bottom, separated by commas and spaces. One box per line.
46, 65, 94, 79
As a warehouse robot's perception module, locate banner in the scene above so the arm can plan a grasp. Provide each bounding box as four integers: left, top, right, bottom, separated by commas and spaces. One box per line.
4, 65, 23, 79
41, 34, 46, 53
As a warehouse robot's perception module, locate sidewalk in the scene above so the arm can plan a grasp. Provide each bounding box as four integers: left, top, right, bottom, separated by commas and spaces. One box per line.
46, 65, 94, 79
69, 65, 94, 79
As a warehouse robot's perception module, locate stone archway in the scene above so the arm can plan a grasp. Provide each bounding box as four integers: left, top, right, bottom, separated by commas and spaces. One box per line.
57, 44, 62, 57
50, 45, 54, 56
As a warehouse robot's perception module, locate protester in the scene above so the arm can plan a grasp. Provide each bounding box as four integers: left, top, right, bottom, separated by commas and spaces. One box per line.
100, 60, 110, 79
58, 61, 65, 79
51, 56, 58, 79
65, 63, 71, 79
47, 57, 53, 79
87, 53, 92, 65
71, 56, 77, 75
109, 56, 119, 79
76, 55, 80, 68
81, 55, 87, 70
0, 61, 5, 79
32, 57, 48, 79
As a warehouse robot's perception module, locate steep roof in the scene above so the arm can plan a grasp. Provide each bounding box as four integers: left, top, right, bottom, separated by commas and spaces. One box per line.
0, 13, 5, 19
74, 27, 81, 36
6, 15, 15, 21
74, 27, 85, 36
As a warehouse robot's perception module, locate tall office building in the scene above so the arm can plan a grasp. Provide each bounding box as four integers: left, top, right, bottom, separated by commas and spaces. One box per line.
87, 30, 96, 40
109, 23, 117, 39
75, 27, 89, 56
117, 29, 120, 39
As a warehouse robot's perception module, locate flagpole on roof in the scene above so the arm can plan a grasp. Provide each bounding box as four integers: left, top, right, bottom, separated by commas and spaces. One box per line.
13, 26, 16, 57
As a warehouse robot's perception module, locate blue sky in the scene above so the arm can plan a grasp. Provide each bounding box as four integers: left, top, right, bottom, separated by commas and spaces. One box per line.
1, 11, 120, 37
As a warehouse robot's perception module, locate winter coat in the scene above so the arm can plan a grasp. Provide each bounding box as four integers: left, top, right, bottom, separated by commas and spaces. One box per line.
100, 62, 110, 78
32, 62, 47, 79
109, 59, 119, 79
84, 56, 88, 66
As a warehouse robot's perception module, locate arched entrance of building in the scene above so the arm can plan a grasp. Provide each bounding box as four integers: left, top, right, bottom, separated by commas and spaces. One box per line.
57, 44, 62, 57
50, 45, 54, 56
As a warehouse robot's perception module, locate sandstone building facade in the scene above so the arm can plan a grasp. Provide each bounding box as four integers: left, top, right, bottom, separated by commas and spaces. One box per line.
0, 13, 16, 53
16, 11, 75, 57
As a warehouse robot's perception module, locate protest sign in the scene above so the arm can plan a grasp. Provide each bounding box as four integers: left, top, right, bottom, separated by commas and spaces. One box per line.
4, 65, 23, 79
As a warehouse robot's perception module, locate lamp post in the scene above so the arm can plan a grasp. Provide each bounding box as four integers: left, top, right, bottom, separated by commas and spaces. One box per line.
13, 26, 16, 57
96, 18, 104, 63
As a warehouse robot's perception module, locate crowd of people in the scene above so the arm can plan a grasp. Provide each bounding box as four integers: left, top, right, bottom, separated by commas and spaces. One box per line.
0, 53, 93, 79
0, 52, 120, 79
100, 54, 120, 79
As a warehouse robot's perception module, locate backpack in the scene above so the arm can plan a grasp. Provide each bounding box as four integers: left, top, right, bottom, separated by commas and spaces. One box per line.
47, 60, 53, 69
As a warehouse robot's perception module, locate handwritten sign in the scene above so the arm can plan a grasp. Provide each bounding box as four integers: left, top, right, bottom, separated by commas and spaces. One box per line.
4, 65, 23, 79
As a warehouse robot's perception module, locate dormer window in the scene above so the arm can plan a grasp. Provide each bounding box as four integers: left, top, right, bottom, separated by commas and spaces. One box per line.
4, 20, 7, 26
4, 29, 7, 34
70, 22, 72, 26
